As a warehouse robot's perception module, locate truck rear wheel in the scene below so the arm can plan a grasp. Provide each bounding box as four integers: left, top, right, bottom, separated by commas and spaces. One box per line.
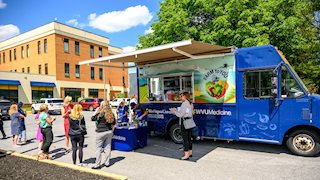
286, 129, 320, 157
169, 124, 183, 144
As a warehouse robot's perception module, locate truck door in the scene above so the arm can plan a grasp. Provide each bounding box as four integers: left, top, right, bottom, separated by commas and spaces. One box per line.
278, 65, 310, 136
238, 69, 280, 143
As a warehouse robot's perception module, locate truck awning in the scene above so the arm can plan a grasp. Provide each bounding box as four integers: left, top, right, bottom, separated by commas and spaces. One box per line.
0, 80, 21, 85
30, 81, 56, 87
78, 40, 232, 66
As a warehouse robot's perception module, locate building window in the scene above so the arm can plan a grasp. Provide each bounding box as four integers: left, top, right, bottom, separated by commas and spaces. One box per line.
64, 88, 81, 102
64, 38, 69, 53
22, 68, 25, 73
91, 67, 95, 79
27, 45, 30, 57
75, 65, 80, 78
3, 52, 5, 63
14, 69, 17, 72
75, 41, 80, 55
44, 39, 47, 53
0, 88, 18, 103
89, 89, 99, 98
38, 64, 41, 74
90, 45, 94, 58
21, 47, 24, 58
99, 68, 103, 80
38, 41, 41, 54
45, 63, 48, 75
99, 47, 102, 57
32, 87, 53, 101
9, 50, 12, 61
27, 67, 30, 73
65, 63, 70, 77
14, 49, 16, 60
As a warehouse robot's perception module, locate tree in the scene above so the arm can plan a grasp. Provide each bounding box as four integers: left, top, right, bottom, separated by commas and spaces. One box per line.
139, 0, 320, 92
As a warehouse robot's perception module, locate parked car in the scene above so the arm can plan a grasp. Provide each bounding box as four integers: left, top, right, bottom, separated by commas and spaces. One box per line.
31, 98, 64, 115
0, 99, 11, 119
109, 98, 130, 108
78, 98, 103, 111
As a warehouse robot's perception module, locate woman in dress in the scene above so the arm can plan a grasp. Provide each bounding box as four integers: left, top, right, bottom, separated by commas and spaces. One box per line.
9, 104, 25, 147
68, 104, 86, 166
61, 96, 73, 153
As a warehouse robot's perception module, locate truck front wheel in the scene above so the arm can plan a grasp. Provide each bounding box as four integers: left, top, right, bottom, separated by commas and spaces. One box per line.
169, 124, 183, 144
286, 129, 320, 157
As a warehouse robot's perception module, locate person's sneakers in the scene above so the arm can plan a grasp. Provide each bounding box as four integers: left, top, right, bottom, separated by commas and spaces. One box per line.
179, 147, 184, 151
78, 163, 86, 167
104, 163, 111, 167
91, 165, 102, 169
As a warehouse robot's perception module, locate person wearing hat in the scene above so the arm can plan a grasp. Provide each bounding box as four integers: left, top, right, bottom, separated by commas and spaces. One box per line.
130, 102, 148, 126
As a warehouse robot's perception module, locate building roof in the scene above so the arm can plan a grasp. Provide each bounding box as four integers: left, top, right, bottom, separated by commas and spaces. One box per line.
0, 21, 111, 51
79, 40, 232, 66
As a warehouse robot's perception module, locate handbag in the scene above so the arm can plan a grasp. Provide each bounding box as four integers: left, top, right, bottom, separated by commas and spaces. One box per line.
182, 117, 196, 129
78, 118, 87, 135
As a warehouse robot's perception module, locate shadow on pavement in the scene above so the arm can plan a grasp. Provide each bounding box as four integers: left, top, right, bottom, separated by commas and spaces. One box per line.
135, 135, 297, 162
110, 156, 125, 166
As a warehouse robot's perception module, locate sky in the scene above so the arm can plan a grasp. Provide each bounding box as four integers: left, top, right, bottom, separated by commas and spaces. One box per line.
0, 0, 163, 53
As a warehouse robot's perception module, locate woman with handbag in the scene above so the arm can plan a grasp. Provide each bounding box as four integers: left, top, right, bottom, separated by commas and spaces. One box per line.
170, 92, 196, 160
92, 101, 115, 169
68, 104, 86, 166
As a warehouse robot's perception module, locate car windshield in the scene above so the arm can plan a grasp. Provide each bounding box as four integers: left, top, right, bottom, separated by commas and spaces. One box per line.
0, 102, 10, 106
47, 100, 63, 103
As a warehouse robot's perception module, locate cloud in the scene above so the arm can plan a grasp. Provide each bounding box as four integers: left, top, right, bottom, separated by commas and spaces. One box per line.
0, 24, 20, 42
66, 19, 86, 29
123, 46, 136, 53
0, 0, 7, 9
144, 27, 154, 34
88, 5, 153, 33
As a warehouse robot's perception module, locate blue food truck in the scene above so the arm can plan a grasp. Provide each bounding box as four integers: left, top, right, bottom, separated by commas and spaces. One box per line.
79, 40, 320, 156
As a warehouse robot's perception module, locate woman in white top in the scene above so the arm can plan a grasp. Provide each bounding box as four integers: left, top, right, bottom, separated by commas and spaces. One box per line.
170, 92, 194, 160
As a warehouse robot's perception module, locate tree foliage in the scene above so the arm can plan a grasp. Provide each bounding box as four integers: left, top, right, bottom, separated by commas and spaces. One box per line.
138, 0, 320, 92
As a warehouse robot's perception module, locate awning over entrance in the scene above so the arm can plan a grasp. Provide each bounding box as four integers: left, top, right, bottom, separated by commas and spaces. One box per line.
30, 81, 56, 87
0, 80, 21, 85
78, 40, 232, 66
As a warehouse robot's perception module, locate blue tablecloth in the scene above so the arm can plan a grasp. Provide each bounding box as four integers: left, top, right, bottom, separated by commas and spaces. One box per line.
112, 126, 148, 151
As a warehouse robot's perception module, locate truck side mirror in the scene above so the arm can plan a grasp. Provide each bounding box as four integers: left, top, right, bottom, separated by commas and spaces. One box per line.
271, 77, 278, 98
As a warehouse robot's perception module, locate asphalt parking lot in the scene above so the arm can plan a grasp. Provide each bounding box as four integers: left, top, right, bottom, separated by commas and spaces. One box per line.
0, 111, 320, 180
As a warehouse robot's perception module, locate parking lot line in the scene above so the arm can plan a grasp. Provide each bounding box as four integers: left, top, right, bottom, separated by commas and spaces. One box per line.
6, 151, 128, 180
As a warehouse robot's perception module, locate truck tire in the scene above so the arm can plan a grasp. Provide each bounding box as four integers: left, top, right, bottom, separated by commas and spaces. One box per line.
286, 129, 320, 157
31, 107, 36, 114
89, 106, 94, 111
169, 124, 183, 144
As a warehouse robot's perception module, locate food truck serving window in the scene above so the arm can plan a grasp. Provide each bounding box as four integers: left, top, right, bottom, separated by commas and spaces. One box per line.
148, 74, 193, 102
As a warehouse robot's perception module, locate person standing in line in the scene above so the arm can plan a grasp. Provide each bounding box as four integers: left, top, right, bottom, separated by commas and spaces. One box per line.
170, 92, 194, 160
18, 102, 27, 144
34, 112, 43, 152
61, 96, 73, 153
9, 104, 25, 147
0, 109, 7, 139
129, 95, 137, 123
92, 101, 115, 169
68, 104, 86, 166
39, 104, 56, 160
116, 99, 129, 123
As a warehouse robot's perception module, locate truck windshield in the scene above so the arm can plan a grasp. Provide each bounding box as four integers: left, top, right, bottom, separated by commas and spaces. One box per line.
281, 66, 305, 98
47, 100, 63, 103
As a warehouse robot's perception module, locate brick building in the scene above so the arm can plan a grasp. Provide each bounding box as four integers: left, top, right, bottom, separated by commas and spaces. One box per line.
0, 21, 128, 103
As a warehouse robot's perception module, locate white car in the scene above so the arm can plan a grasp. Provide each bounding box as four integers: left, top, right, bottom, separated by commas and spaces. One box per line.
31, 98, 64, 114
109, 98, 130, 107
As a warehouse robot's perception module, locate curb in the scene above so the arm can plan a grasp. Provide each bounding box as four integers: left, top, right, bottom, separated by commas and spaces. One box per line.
6, 151, 128, 180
